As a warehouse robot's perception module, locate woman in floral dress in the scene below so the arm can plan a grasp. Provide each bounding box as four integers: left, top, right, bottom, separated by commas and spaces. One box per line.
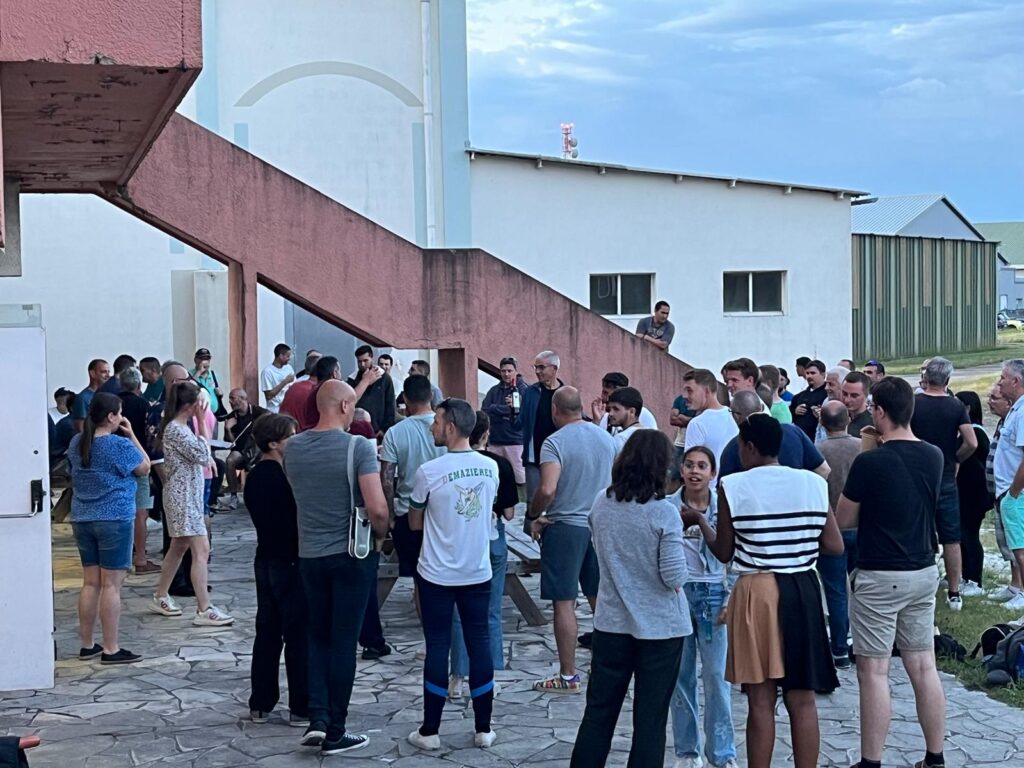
148, 381, 233, 626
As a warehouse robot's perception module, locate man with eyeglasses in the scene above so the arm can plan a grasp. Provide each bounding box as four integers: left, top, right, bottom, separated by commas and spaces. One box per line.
513, 351, 565, 511
986, 384, 1023, 602
482, 357, 530, 488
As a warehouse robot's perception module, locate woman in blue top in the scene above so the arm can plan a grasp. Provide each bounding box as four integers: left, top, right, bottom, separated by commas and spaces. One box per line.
67, 392, 150, 664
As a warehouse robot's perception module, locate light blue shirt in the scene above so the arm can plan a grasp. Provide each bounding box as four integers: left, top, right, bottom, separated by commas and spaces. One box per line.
995, 395, 1024, 497
381, 413, 445, 516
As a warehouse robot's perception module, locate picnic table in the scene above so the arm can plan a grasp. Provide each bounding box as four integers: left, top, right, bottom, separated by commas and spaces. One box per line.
375, 514, 547, 626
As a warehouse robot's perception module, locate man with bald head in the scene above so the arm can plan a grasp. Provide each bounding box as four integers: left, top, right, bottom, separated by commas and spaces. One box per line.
219, 388, 269, 509
816, 399, 862, 669
283, 379, 390, 754
526, 386, 618, 694
718, 389, 829, 480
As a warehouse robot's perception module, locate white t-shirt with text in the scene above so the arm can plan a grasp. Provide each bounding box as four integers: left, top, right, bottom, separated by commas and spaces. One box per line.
411, 451, 499, 587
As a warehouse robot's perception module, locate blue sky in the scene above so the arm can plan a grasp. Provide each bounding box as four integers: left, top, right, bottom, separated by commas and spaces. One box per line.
466, 0, 1024, 222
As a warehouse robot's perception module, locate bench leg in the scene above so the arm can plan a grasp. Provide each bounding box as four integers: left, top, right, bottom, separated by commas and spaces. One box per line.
377, 577, 397, 608
505, 575, 547, 626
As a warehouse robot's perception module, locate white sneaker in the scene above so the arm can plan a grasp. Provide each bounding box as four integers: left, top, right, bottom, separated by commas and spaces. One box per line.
227, 494, 239, 509
946, 594, 963, 612
448, 675, 464, 701
148, 594, 181, 616
989, 585, 1021, 602
960, 580, 984, 597
193, 604, 234, 626
474, 730, 497, 748
1004, 593, 1024, 612
407, 729, 441, 751
674, 757, 703, 768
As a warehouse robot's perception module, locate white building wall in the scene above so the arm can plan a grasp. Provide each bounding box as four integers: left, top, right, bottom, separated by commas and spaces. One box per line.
0, 0, 467, 402
469, 156, 854, 372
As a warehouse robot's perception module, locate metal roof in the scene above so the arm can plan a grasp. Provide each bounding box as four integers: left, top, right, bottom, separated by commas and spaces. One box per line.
977, 222, 1024, 266
466, 147, 867, 198
851, 193, 987, 240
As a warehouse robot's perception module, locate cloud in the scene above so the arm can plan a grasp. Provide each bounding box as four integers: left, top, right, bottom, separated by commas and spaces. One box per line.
466, 0, 638, 84
880, 77, 947, 100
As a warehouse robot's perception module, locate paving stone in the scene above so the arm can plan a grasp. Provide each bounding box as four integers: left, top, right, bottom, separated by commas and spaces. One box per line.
5, 509, 1024, 766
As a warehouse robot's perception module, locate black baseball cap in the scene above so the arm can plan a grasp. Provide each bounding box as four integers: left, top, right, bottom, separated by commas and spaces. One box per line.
194, 348, 212, 360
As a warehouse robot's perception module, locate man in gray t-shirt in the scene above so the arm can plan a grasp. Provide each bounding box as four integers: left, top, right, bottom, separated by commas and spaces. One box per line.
527, 387, 617, 693
635, 301, 675, 352
280, 381, 388, 751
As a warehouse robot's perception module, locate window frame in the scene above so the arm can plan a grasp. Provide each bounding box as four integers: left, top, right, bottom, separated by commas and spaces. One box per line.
588, 272, 655, 317
721, 270, 786, 316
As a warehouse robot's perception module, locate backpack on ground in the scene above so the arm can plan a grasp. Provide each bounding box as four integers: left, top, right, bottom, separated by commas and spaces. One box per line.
983, 624, 1024, 686
934, 633, 966, 662
970, 623, 1014, 661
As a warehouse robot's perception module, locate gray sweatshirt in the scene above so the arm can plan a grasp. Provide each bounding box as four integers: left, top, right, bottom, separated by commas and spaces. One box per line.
588, 491, 691, 640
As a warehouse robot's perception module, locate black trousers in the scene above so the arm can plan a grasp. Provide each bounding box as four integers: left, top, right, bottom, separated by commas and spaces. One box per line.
961, 503, 988, 586
570, 630, 684, 767
249, 556, 309, 716
359, 551, 386, 650
300, 552, 373, 740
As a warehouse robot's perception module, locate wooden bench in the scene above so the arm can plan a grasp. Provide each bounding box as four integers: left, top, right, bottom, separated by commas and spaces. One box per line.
374, 523, 548, 627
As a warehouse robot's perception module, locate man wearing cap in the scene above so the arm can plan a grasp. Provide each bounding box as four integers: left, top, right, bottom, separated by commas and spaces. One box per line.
190, 348, 225, 421
863, 360, 886, 385
482, 357, 530, 486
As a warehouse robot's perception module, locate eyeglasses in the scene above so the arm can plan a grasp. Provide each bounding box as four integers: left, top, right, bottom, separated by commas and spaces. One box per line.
534, 364, 551, 371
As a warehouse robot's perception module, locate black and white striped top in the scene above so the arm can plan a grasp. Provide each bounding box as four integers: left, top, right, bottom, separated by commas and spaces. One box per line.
719, 465, 829, 574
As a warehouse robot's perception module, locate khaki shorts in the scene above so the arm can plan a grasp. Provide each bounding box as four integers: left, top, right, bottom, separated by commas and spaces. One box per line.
849, 565, 938, 658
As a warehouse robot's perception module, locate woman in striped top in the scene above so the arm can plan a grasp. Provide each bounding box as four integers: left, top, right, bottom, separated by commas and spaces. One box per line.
697, 414, 842, 768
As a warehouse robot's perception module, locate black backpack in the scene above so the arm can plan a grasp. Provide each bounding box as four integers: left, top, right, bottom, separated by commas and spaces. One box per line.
970, 623, 1014, 661
934, 633, 966, 662
984, 625, 1024, 686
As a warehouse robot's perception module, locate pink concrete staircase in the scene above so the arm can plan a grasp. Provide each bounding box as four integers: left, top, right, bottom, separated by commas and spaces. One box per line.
103, 114, 692, 423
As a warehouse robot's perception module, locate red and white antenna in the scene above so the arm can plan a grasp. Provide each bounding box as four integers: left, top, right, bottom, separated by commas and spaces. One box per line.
561, 123, 579, 159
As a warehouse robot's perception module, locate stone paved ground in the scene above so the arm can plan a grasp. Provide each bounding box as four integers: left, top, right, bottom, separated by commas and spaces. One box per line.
2, 510, 1023, 767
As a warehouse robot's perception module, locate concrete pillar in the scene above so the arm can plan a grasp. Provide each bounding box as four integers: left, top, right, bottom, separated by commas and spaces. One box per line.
228, 260, 259, 402
438, 347, 479, 406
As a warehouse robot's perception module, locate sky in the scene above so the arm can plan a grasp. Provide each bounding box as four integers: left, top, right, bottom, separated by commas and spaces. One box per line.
465, 0, 1024, 222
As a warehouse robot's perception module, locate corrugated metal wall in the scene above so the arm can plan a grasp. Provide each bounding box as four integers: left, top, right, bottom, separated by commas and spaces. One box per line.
852, 235, 997, 361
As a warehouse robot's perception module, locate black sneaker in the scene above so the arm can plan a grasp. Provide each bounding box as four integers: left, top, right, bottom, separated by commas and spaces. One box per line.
101, 649, 142, 665
833, 655, 852, 670
321, 733, 369, 755
79, 643, 103, 660
362, 643, 393, 661
301, 722, 327, 747
578, 632, 593, 649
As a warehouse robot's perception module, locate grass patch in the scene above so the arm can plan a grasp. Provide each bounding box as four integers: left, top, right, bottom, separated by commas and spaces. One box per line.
934, 591, 1024, 708
883, 331, 1024, 375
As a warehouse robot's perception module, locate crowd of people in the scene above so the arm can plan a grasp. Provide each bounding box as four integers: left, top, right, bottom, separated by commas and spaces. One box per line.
48, 299, 1024, 767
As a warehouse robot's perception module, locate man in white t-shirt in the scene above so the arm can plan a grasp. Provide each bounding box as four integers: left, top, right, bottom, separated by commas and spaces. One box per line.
606, 386, 645, 447
260, 343, 295, 413
408, 398, 499, 752
683, 368, 738, 484
591, 371, 658, 433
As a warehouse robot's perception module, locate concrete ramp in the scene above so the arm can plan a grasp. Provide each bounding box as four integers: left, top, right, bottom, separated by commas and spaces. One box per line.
102, 114, 691, 423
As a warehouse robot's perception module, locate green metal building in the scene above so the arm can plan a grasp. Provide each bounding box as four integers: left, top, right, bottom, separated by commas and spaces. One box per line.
851, 194, 998, 361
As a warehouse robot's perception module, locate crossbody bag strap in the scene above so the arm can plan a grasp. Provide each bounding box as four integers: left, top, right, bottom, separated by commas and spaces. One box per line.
347, 435, 357, 509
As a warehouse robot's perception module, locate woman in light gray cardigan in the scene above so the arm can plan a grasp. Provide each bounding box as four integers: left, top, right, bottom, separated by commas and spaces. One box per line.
571, 429, 690, 768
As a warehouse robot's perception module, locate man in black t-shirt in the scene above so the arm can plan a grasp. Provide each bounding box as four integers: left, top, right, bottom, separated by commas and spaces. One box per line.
790, 359, 828, 439
909, 357, 977, 610
837, 377, 947, 768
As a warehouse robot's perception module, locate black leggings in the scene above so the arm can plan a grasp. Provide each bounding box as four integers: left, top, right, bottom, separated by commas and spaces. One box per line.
960, 504, 987, 586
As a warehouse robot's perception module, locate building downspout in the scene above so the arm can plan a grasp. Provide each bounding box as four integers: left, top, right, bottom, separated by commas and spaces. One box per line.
421, 0, 437, 248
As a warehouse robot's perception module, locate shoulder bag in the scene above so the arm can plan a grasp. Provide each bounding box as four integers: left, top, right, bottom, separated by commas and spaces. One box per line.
348, 436, 373, 559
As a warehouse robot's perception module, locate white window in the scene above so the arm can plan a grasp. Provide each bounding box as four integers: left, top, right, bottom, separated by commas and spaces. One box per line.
723, 271, 785, 314
589, 273, 654, 316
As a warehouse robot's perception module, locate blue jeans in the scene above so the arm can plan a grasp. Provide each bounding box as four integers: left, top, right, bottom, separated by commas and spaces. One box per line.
418, 575, 493, 735
451, 533, 508, 676
672, 582, 735, 764
816, 538, 851, 659
300, 552, 373, 740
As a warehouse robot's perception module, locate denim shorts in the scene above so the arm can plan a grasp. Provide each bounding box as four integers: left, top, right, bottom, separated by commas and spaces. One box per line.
135, 474, 153, 510
539, 521, 600, 601
72, 519, 134, 570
